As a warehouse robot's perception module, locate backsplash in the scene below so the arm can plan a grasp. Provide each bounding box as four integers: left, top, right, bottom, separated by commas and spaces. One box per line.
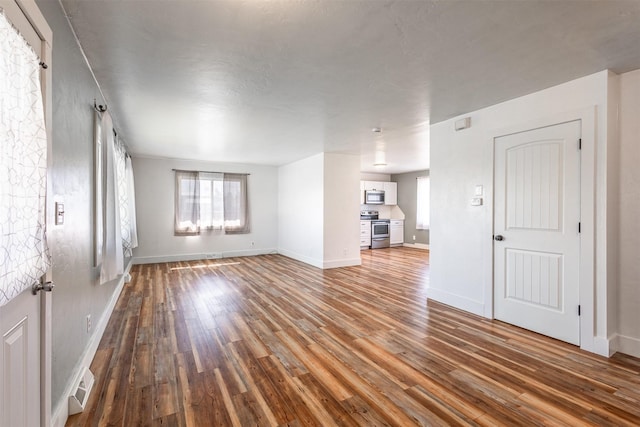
360, 204, 405, 220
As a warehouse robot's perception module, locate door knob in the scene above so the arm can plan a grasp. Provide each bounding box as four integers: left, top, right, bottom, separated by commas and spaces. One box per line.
494, 235, 504, 241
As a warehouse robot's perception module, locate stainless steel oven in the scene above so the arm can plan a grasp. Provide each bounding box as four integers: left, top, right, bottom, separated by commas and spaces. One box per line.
371, 219, 390, 249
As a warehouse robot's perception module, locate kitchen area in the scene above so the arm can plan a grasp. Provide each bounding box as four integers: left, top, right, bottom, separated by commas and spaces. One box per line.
359, 178, 406, 250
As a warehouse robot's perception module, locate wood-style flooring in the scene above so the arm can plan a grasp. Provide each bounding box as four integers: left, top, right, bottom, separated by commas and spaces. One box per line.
66, 248, 640, 426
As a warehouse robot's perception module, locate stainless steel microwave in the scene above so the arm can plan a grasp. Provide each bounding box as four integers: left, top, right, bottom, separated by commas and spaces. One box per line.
364, 190, 385, 205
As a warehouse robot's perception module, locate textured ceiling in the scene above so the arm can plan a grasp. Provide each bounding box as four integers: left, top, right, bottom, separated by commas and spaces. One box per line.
60, 0, 640, 173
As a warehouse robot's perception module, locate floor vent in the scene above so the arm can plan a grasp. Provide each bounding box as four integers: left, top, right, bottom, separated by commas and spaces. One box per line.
68, 367, 95, 415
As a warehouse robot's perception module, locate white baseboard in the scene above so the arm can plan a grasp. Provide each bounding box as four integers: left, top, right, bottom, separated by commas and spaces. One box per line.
403, 243, 430, 250
611, 333, 640, 358
52, 260, 132, 427
277, 248, 323, 269
323, 257, 361, 269
133, 248, 278, 264
426, 287, 485, 318
590, 335, 614, 357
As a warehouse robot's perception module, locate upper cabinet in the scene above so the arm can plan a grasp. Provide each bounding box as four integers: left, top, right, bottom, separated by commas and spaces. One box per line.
363, 181, 382, 191
360, 180, 397, 205
383, 182, 397, 205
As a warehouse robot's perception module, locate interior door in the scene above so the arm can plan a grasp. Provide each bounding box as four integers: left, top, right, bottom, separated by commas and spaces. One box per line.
493, 120, 581, 345
0, 1, 52, 426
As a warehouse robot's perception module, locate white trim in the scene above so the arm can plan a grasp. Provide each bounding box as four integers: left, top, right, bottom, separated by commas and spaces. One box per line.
276, 249, 323, 269
51, 260, 132, 427
487, 106, 598, 354
612, 334, 640, 358
402, 243, 430, 250
323, 257, 361, 269
592, 335, 615, 358
426, 288, 485, 317
132, 248, 278, 265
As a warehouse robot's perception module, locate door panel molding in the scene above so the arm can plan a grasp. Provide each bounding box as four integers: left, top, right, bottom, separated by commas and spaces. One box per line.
486, 107, 598, 354
494, 120, 581, 345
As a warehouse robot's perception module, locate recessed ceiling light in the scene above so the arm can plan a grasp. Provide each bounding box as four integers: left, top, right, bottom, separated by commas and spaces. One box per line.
374, 163, 387, 167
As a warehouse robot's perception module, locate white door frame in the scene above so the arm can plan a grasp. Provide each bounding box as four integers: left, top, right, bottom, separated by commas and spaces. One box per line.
1, 0, 53, 424
485, 107, 597, 354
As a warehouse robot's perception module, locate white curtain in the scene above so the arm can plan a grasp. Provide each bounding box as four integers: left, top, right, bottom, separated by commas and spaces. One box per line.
0, 12, 50, 306
416, 175, 430, 230
174, 170, 200, 235
99, 112, 123, 284
223, 173, 250, 234
94, 111, 104, 266
125, 156, 138, 250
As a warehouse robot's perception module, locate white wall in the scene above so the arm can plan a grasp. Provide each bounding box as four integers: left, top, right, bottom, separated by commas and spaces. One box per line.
278, 153, 361, 269
360, 172, 391, 181
430, 70, 616, 356
323, 153, 361, 268
617, 69, 640, 357
278, 153, 325, 267
132, 157, 278, 263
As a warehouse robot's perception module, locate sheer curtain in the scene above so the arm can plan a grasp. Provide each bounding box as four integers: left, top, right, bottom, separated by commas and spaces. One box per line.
115, 135, 138, 257
99, 112, 123, 284
0, 11, 50, 306
125, 156, 138, 250
174, 170, 200, 235
416, 175, 430, 230
174, 171, 250, 235
95, 112, 137, 281
223, 173, 250, 234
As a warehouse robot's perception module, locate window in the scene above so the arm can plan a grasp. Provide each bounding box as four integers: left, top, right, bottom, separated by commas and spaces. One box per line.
174, 171, 249, 235
416, 175, 430, 230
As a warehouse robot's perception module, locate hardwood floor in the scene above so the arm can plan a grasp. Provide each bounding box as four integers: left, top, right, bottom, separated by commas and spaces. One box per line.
66, 248, 640, 426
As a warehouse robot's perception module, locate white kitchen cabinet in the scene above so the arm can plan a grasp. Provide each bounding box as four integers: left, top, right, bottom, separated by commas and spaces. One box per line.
363, 181, 382, 191
360, 220, 371, 248
390, 219, 404, 246
360, 180, 397, 205
383, 181, 397, 205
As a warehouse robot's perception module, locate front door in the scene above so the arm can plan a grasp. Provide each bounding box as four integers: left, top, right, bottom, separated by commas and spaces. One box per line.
0, 1, 52, 426
493, 120, 581, 345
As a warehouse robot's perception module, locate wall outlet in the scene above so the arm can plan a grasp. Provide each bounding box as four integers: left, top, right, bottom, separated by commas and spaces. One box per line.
205, 253, 221, 259
343, 248, 348, 256
86, 315, 91, 333
412, 235, 416, 241
250, 241, 255, 247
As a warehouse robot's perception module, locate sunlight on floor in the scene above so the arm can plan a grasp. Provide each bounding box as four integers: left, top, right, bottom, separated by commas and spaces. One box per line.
170, 261, 241, 271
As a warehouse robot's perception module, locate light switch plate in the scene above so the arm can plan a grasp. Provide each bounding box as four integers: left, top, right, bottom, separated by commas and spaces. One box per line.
471, 197, 483, 206
55, 202, 64, 225
475, 185, 483, 196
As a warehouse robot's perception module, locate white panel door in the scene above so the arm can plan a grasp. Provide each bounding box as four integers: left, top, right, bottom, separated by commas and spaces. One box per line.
494, 120, 581, 345
0, 1, 52, 426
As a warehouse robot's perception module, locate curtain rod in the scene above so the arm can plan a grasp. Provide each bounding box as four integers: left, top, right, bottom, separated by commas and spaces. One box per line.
172, 169, 250, 176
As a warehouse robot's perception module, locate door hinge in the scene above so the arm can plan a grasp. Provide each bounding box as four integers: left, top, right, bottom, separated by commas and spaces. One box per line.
578, 222, 581, 233
578, 138, 582, 150
32, 280, 54, 295
578, 305, 581, 316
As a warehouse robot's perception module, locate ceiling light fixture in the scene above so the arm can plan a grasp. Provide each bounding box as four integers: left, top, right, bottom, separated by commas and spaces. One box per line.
373, 127, 386, 166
